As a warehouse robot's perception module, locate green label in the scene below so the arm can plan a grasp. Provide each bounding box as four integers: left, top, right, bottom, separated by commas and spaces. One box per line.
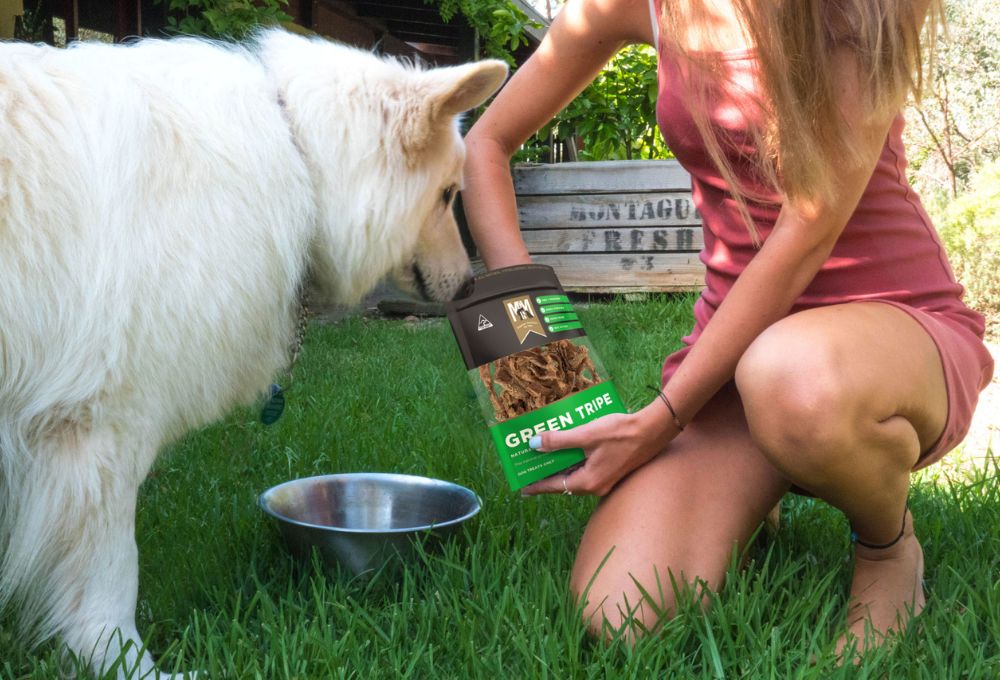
543, 312, 579, 325
548, 321, 583, 333
536, 294, 570, 305
488, 382, 626, 490
539, 303, 574, 315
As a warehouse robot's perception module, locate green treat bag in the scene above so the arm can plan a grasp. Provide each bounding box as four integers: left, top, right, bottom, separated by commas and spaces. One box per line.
446, 264, 626, 491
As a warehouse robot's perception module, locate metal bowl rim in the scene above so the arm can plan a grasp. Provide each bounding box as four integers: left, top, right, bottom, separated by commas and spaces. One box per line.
258, 472, 482, 535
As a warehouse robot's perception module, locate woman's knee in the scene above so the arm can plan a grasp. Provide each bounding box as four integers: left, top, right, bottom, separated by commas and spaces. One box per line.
565, 411, 784, 641
735, 321, 858, 475
570, 560, 718, 640
570, 573, 674, 640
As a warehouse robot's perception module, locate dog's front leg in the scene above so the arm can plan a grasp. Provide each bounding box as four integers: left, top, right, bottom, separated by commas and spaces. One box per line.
5, 424, 194, 679
60, 502, 149, 678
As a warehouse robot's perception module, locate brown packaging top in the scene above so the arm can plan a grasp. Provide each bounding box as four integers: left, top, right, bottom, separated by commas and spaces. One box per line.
445, 264, 586, 369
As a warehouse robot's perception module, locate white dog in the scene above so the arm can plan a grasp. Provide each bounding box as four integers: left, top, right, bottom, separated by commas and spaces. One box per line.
0, 29, 506, 678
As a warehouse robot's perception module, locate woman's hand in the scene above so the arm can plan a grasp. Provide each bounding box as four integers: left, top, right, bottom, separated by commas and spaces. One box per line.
521, 400, 678, 497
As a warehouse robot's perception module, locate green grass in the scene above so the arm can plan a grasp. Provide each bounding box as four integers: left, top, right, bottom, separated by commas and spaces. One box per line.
2, 296, 998, 679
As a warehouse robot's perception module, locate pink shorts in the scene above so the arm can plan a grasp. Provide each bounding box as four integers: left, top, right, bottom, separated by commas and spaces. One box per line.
661, 301, 995, 470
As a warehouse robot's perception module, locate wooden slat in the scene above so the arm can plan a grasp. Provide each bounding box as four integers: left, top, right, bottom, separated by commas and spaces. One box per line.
469, 255, 703, 292
521, 226, 703, 253
518, 191, 700, 229
61, 0, 79, 41
114, 0, 140, 42
530, 253, 705, 291
513, 160, 691, 195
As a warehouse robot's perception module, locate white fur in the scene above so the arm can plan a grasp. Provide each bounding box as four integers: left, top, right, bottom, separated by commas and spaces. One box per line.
0, 30, 506, 678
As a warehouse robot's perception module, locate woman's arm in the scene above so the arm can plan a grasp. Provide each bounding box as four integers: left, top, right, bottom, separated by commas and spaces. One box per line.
462, 0, 655, 270
526, 46, 901, 496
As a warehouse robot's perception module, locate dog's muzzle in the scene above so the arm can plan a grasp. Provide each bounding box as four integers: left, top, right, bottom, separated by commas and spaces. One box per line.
412, 264, 432, 301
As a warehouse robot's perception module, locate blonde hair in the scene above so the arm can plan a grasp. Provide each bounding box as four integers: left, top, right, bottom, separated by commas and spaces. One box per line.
658, 0, 942, 239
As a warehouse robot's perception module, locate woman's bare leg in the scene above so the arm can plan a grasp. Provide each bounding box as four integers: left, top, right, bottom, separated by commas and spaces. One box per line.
735, 302, 947, 653
570, 383, 789, 636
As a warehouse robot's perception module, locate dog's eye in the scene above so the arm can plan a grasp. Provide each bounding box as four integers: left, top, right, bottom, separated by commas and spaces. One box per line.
442, 185, 456, 206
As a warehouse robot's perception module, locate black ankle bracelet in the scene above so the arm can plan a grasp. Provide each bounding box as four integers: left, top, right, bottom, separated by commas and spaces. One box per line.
851, 507, 908, 550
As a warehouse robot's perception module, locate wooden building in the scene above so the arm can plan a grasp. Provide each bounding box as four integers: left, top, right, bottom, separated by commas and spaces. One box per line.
15, 0, 547, 66
284, 0, 546, 65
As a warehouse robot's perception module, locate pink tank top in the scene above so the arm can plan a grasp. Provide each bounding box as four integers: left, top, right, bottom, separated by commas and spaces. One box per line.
653, 35, 987, 340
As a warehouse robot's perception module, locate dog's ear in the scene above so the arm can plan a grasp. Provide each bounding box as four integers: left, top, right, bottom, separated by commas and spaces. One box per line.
428, 59, 509, 117
400, 60, 508, 158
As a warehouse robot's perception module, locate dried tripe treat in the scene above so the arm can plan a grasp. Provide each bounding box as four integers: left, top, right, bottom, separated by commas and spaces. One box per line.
479, 340, 601, 422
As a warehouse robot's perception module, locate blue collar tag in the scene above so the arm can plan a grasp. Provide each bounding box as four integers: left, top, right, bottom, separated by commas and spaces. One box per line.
260, 384, 285, 425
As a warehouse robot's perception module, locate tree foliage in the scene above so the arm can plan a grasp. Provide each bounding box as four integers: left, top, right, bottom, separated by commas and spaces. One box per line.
154, 0, 291, 40
434, 2, 665, 162
431, 0, 542, 66
905, 0, 1000, 200
903, 0, 1000, 332
517, 45, 670, 163
540, 45, 668, 161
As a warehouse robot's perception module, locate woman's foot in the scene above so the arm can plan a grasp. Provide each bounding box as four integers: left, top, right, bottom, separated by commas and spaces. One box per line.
835, 509, 925, 659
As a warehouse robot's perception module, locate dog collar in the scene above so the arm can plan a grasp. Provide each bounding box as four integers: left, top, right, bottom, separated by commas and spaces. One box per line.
260, 289, 311, 425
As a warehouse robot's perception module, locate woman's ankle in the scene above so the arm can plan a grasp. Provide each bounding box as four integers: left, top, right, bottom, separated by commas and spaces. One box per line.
851, 507, 913, 557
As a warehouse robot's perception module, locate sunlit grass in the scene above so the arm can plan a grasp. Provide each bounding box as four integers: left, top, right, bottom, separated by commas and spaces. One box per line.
2, 296, 997, 678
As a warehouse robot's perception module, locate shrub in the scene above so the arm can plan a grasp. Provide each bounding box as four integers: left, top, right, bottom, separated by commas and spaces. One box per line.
936, 159, 1000, 338
154, 0, 291, 40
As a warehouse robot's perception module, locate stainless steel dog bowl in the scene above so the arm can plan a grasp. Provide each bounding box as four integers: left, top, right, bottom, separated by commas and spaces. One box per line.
259, 473, 481, 576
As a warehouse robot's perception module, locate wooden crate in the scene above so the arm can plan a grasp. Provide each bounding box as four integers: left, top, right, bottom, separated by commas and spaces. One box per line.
509, 160, 705, 293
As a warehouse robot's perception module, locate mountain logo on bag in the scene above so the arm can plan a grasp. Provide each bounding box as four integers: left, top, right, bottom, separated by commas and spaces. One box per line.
503, 295, 546, 343
477, 314, 493, 331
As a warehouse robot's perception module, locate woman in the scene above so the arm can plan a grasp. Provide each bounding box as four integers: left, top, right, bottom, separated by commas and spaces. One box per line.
461, 0, 994, 654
